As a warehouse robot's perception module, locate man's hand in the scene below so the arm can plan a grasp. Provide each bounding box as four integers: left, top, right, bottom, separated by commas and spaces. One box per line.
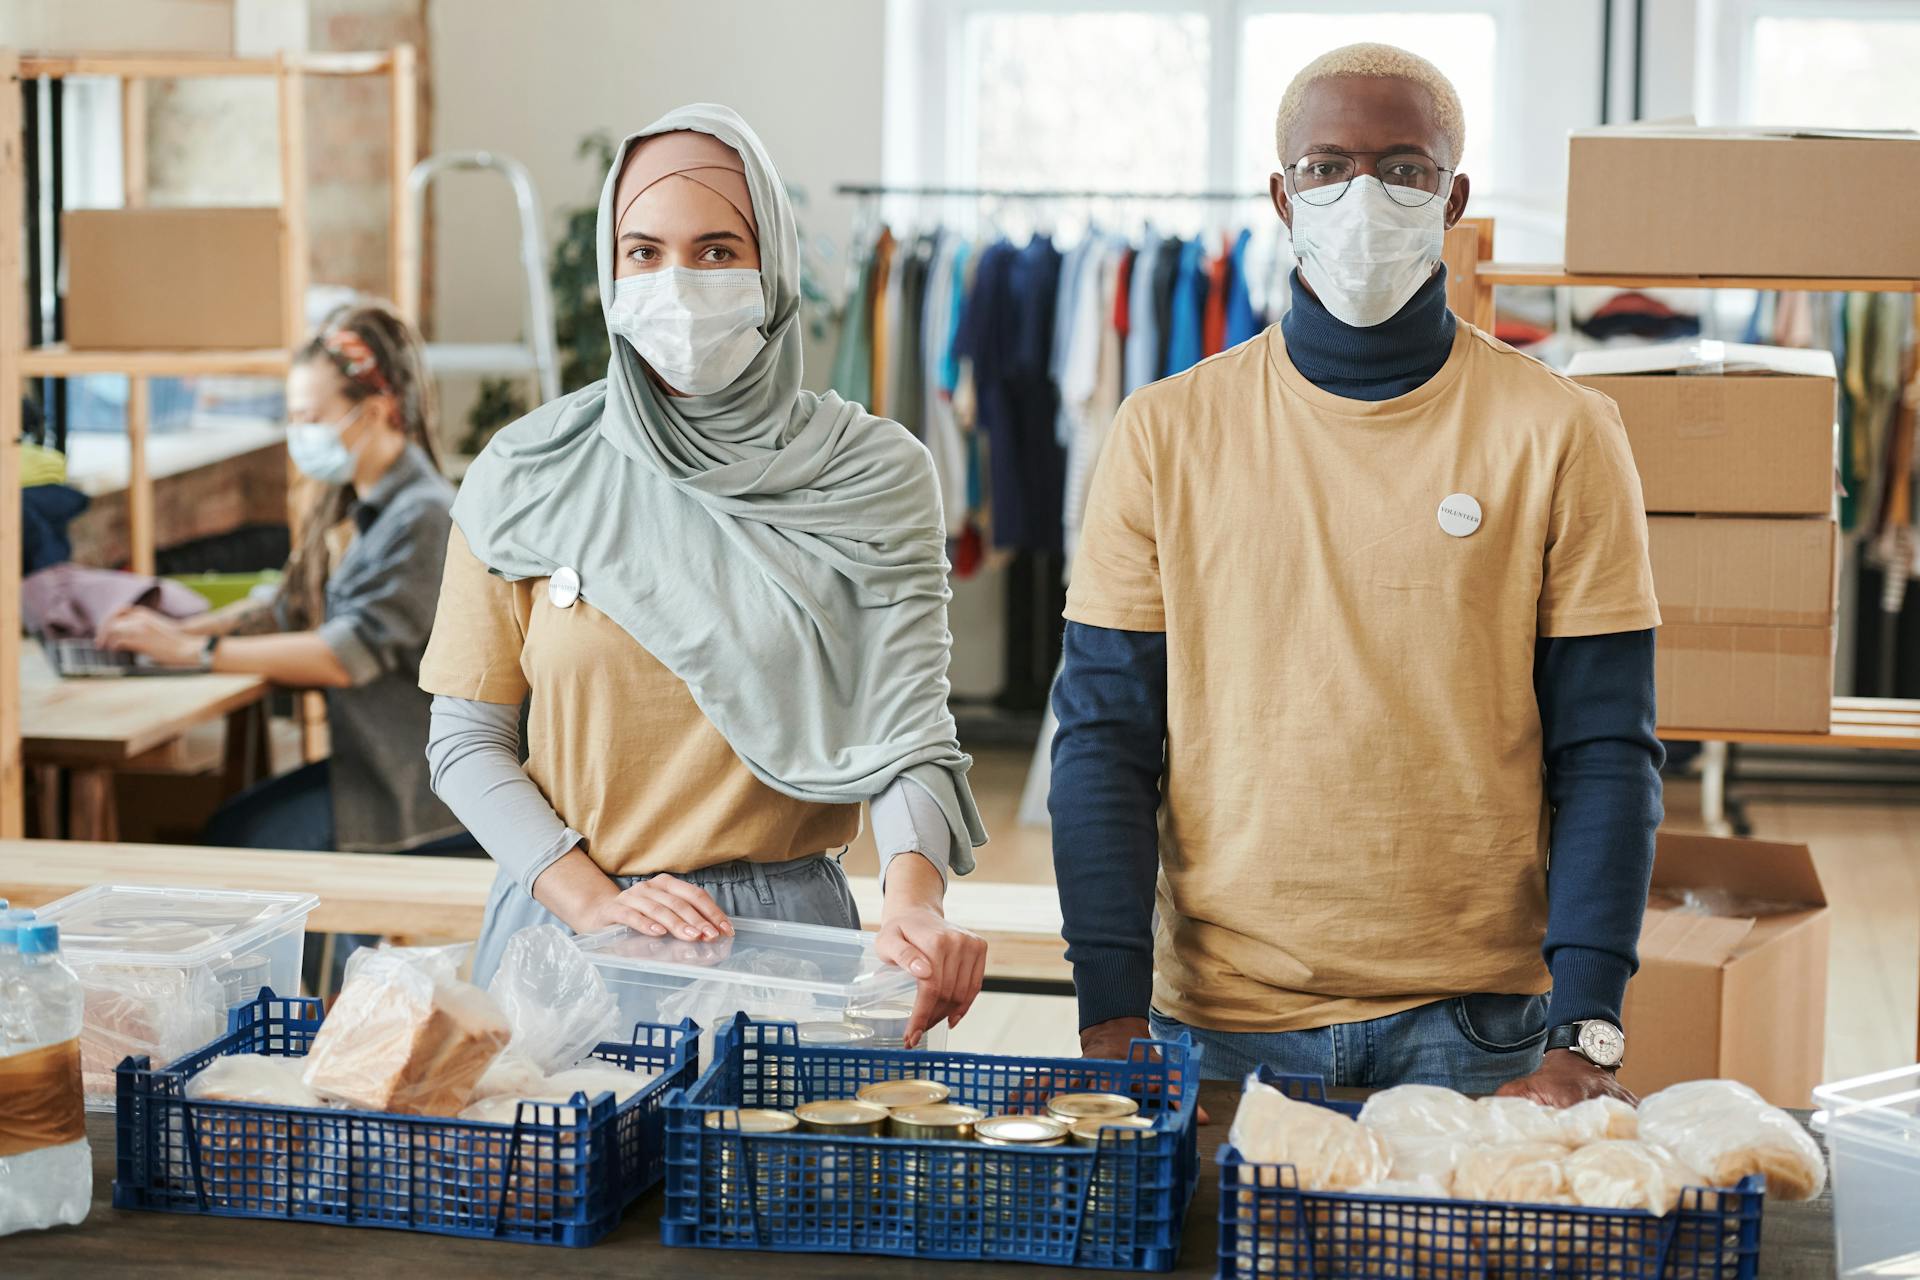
875, 852, 986, 1049
1078, 1016, 1209, 1124
1496, 1049, 1638, 1108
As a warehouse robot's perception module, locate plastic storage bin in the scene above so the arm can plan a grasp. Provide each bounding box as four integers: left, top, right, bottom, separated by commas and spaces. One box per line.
34, 884, 319, 1107
1217, 1071, 1765, 1280
1813, 1064, 1920, 1278
575, 915, 945, 1055
114, 989, 699, 1246
662, 1015, 1201, 1271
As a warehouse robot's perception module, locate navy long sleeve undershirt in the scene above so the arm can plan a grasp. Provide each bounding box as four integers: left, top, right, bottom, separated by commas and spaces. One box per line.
1051, 267, 1664, 1033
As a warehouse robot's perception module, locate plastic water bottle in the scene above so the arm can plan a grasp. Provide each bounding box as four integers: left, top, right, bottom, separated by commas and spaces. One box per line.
0, 921, 92, 1236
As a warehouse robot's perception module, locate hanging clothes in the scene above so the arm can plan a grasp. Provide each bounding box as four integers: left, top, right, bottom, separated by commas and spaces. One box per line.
1163, 238, 1208, 378
1122, 236, 1165, 395
1225, 228, 1261, 347
1203, 234, 1231, 357
1064, 242, 1127, 564
1151, 235, 1182, 382
869, 228, 899, 416
829, 224, 882, 405
920, 232, 971, 534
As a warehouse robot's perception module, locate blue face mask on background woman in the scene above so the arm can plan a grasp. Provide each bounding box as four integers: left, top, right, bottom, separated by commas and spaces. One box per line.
287, 402, 366, 486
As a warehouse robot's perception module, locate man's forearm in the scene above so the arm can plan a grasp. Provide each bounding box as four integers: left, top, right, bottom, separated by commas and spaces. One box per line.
1537, 630, 1664, 1028
1050, 621, 1169, 1029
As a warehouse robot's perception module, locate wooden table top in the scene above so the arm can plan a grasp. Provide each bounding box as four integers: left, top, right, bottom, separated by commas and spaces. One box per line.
0, 839, 1072, 984
19, 646, 270, 764
3, 1085, 1836, 1276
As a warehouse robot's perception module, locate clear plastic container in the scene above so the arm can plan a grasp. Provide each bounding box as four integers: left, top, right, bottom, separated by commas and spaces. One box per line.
1812, 1064, 1920, 1278
33, 885, 319, 1107
573, 916, 943, 1057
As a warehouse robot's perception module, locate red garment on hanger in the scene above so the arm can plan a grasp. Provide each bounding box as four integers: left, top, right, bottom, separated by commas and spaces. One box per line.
1202, 237, 1231, 356
1112, 247, 1135, 337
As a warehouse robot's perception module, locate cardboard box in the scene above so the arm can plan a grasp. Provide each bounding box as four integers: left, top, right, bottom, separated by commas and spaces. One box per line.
1567, 124, 1920, 278
1569, 341, 1836, 515
1648, 514, 1836, 733
64, 208, 285, 350
1620, 832, 1829, 1108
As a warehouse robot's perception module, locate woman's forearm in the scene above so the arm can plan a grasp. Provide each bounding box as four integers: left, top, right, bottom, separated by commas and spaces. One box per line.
530, 847, 621, 930
881, 850, 947, 916
185, 598, 279, 639
211, 632, 354, 688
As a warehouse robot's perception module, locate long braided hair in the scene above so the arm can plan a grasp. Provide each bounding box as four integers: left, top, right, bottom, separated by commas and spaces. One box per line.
279, 301, 441, 631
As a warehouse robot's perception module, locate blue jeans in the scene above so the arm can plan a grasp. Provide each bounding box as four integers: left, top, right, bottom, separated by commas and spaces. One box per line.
1151, 993, 1549, 1092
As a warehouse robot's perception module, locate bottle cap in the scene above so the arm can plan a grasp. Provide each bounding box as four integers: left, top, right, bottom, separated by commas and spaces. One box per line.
18, 922, 60, 955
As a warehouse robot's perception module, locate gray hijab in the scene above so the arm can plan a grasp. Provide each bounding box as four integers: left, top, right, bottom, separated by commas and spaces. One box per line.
452, 103, 983, 872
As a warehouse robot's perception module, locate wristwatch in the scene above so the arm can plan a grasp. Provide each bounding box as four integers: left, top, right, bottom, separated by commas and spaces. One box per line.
1547, 1019, 1626, 1069
199, 635, 219, 671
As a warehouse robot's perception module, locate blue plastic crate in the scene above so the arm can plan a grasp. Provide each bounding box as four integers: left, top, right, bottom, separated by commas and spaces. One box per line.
1216, 1070, 1766, 1279
112, 988, 699, 1247
661, 1014, 1202, 1271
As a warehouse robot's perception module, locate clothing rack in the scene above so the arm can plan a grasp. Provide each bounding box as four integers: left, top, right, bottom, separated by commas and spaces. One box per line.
835, 183, 1268, 202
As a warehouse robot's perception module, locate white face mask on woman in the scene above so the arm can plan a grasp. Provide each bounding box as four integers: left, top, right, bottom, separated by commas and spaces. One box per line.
287, 402, 365, 486
1288, 175, 1448, 328
607, 267, 767, 396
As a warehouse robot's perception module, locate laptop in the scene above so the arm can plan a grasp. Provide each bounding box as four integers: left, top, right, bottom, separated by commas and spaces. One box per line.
41, 636, 196, 678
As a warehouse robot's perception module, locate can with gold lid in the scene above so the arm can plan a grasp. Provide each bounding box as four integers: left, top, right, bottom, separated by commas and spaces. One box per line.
1069, 1114, 1157, 1147
850, 1002, 914, 1048
704, 1109, 797, 1213
974, 1114, 1070, 1148
856, 1077, 951, 1110
703, 1108, 799, 1134
796, 1099, 890, 1137
1046, 1092, 1140, 1125
888, 1102, 987, 1141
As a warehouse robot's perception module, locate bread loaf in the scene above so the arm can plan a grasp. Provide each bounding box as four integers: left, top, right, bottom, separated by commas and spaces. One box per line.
301, 963, 511, 1116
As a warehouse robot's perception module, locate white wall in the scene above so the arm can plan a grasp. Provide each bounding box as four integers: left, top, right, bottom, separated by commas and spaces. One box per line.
426, 0, 886, 397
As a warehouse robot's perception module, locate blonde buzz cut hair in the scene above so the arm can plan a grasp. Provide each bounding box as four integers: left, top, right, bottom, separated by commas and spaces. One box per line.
1274, 42, 1466, 167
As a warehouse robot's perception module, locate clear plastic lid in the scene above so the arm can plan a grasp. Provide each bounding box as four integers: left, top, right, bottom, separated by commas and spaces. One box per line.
572, 915, 918, 1010
34, 884, 320, 966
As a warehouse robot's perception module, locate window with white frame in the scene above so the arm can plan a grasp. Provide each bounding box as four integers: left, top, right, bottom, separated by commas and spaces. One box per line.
1744, 2, 1920, 129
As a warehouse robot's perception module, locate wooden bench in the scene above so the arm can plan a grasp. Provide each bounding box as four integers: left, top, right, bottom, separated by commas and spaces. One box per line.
0, 839, 1073, 992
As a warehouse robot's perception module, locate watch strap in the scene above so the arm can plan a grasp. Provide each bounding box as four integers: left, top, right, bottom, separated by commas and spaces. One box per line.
1546, 1023, 1581, 1054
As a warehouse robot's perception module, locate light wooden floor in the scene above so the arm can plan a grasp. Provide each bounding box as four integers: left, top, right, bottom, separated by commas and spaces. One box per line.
901, 748, 1920, 1078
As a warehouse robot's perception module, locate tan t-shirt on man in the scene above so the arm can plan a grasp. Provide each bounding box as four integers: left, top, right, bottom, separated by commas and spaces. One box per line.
1065, 321, 1660, 1033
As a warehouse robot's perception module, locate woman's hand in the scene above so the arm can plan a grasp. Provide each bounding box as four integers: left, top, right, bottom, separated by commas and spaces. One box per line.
95, 606, 202, 667
875, 852, 987, 1048
589, 873, 735, 943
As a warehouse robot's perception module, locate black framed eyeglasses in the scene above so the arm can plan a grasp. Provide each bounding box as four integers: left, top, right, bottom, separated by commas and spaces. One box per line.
1283, 150, 1455, 208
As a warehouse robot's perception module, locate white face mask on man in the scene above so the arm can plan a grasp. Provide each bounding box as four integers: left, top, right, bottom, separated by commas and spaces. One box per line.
1288, 175, 1448, 328
607, 267, 767, 396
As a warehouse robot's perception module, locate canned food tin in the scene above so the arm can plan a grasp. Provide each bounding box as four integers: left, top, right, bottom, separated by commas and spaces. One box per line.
889, 1102, 987, 1141
974, 1114, 1070, 1147
1069, 1114, 1157, 1147
851, 1002, 914, 1047
796, 1021, 877, 1047
796, 1099, 890, 1136
856, 1078, 951, 1109
704, 1108, 799, 1134
1046, 1092, 1140, 1124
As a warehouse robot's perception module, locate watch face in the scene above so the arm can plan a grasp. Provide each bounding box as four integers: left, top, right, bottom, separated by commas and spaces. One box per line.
1579, 1021, 1626, 1068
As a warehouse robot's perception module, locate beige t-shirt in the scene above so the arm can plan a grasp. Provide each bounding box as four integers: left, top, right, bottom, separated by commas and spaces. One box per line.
1066, 321, 1660, 1033
419, 527, 860, 877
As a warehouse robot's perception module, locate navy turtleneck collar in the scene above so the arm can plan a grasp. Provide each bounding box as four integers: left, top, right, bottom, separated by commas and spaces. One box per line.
1281, 265, 1456, 402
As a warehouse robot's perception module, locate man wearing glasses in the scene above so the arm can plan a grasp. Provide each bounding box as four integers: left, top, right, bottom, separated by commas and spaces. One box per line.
1053, 42, 1661, 1106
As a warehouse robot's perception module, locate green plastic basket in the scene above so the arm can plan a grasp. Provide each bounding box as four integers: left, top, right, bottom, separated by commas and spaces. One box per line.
166, 571, 281, 611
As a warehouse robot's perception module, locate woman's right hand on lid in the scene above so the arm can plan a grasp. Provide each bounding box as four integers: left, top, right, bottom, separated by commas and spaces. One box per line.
594, 874, 734, 942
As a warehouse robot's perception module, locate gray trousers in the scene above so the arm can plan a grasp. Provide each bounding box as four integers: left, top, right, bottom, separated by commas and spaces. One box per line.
472, 851, 862, 987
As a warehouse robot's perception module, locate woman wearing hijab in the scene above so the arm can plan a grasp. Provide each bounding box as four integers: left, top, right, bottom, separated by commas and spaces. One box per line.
421, 105, 989, 1044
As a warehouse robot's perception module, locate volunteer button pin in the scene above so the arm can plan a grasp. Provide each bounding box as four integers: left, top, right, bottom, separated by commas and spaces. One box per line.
549, 566, 581, 609
1437, 493, 1482, 538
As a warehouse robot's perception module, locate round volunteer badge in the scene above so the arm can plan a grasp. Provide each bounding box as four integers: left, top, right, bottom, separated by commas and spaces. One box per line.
1437, 493, 1482, 538
548, 566, 582, 609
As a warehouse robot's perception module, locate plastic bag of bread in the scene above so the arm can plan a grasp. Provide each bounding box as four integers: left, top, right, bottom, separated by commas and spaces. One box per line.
1452, 1142, 1573, 1204
1229, 1074, 1390, 1191
1557, 1095, 1639, 1146
182, 1053, 329, 1208
301, 945, 511, 1116
543, 1060, 660, 1105
1637, 1079, 1826, 1200
486, 924, 622, 1075
1380, 1134, 1473, 1192
74, 964, 225, 1102
1359, 1084, 1482, 1139
1475, 1096, 1570, 1147
188, 1053, 325, 1106
470, 1049, 550, 1102
1562, 1139, 1702, 1214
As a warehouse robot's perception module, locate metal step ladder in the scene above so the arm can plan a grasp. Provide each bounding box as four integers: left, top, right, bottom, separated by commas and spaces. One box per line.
406, 151, 560, 404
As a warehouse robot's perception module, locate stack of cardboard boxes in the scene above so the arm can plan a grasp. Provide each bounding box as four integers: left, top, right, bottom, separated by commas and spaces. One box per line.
1570, 341, 1840, 734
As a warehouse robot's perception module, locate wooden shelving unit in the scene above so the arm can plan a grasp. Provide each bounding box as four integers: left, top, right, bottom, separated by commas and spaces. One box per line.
0, 45, 421, 838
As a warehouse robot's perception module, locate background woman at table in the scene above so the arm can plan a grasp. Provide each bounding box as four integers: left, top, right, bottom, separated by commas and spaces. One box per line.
420, 105, 988, 1044
96, 301, 470, 859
